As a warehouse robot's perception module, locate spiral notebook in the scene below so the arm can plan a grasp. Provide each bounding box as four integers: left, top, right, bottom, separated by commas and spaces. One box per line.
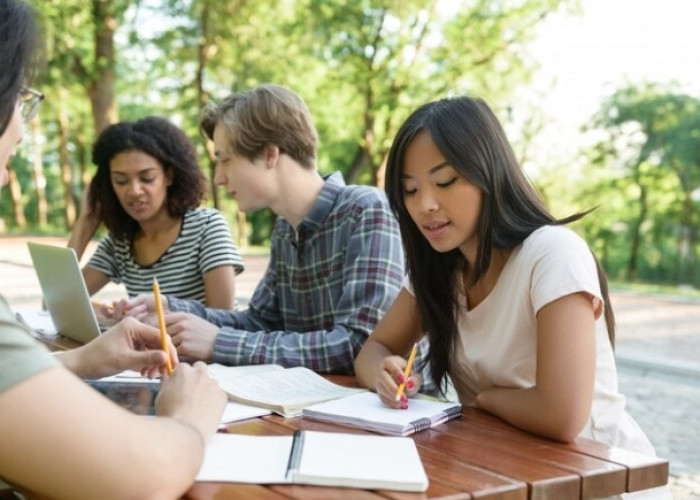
302, 391, 462, 436
196, 430, 429, 492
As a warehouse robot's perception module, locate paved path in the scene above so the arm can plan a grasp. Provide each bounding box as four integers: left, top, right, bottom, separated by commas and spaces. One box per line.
1, 236, 698, 498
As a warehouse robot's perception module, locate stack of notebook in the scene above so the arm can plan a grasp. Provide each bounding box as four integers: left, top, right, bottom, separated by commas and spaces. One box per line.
303, 391, 462, 436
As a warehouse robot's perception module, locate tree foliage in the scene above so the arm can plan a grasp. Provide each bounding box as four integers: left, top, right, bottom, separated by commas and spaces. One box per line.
20, 1, 700, 290
6, 0, 570, 242
578, 84, 700, 285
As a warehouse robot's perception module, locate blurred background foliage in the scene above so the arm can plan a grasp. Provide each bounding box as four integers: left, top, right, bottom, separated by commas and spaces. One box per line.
3, 0, 700, 289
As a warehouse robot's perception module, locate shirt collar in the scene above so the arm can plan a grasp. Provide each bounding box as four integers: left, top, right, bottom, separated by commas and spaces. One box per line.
296, 171, 345, 235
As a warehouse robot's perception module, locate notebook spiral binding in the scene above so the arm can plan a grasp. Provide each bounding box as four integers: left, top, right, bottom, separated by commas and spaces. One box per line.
444, 406, 463, 418
410, 417, 433, 433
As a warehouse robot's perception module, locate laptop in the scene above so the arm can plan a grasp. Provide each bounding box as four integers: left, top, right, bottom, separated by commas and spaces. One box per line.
26, 242, 102, 344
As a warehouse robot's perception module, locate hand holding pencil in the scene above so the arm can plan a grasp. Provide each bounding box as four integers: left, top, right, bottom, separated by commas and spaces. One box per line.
395, 343, 418, 403
375, 343, 421, 410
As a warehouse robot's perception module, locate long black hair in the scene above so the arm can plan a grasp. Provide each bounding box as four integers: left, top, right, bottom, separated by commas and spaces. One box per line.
0, 0, 37, 135
385, 96, 614, 393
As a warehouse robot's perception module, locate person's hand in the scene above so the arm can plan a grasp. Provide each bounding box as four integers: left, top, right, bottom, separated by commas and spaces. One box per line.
374, 355, 422, 409
165, 312, 218, 362
156, 361, 226, 440
93, 301, 116, 325
58, 316, 178, 379
92, 300, 129, 327
116, 293, 164, 326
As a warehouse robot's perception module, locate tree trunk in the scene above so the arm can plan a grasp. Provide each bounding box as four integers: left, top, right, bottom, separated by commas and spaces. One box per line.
625, 182, 647, 281
376, 151, 388, 190
58, 94, 77, 228
89, 0, 118, 135
677, 191, 695, 284
196, 0, 220, 209
345, 145, 370, 185
30, 118, 48, 227
7, 167, 26, 228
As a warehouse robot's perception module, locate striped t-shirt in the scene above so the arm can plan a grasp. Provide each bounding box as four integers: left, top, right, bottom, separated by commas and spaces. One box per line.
87, 207, 244, 303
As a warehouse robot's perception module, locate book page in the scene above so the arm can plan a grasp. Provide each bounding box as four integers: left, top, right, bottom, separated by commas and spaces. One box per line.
207, 363, 284, 381
294, 430, 428, 492
220, 401, 272, 424
196, 434, 293, 484
15, 309, 57, 336
218, 366, 366, 416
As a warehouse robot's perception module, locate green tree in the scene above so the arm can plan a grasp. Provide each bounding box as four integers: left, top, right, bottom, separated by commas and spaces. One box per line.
5, 0, 575, 246
587, 84, 700, 285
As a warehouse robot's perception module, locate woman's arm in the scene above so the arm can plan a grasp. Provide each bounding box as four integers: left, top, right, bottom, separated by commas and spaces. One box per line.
82, 265, 111, 297
476, 292, 597, 442
67, 187, 100, 261
354, 288, 423, 405
0, 362, 225, 500
203, 265, 237, 309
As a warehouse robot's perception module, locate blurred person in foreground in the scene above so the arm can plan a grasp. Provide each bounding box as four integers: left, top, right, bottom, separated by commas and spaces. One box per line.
0, 1, 226, 498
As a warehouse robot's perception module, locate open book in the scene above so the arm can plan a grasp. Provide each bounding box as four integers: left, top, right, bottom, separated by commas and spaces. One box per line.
210, 364, 366, 417
303, 391, 462, 436
196, 430, 429, 492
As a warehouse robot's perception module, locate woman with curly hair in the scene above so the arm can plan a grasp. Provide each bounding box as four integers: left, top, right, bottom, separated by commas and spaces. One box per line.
69, 116, 244, 316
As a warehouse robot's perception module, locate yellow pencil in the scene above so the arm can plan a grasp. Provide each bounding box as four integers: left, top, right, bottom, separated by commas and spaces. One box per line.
92, 300, 131, 314
91, 300, 114, 312
395, 343, 418, 402
152, 277, 173, 375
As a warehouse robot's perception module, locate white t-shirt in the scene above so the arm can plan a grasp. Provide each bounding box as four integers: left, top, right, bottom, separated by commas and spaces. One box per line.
405, 225, 657, 457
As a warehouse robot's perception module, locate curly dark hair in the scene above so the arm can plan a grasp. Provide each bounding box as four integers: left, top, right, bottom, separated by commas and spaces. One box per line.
87, 116, 207, 239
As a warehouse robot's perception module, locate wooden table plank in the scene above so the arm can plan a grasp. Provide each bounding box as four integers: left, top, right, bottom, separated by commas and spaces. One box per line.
564, 437, 669, 492
463, 408, 668, 494
453, 410, 627, 499
184, 483, 293, 499
35, 333, 81, 350
413, 427, 580, 500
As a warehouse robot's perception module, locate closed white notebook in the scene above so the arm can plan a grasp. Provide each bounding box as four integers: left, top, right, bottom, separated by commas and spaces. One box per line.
196, 430, 429, 492
303, 391, 462, 436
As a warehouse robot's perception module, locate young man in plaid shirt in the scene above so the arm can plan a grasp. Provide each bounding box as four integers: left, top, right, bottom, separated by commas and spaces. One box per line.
125, 84, 408, 375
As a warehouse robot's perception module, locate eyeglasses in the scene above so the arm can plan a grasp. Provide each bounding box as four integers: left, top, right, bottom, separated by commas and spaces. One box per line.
18, 86, 44, 123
